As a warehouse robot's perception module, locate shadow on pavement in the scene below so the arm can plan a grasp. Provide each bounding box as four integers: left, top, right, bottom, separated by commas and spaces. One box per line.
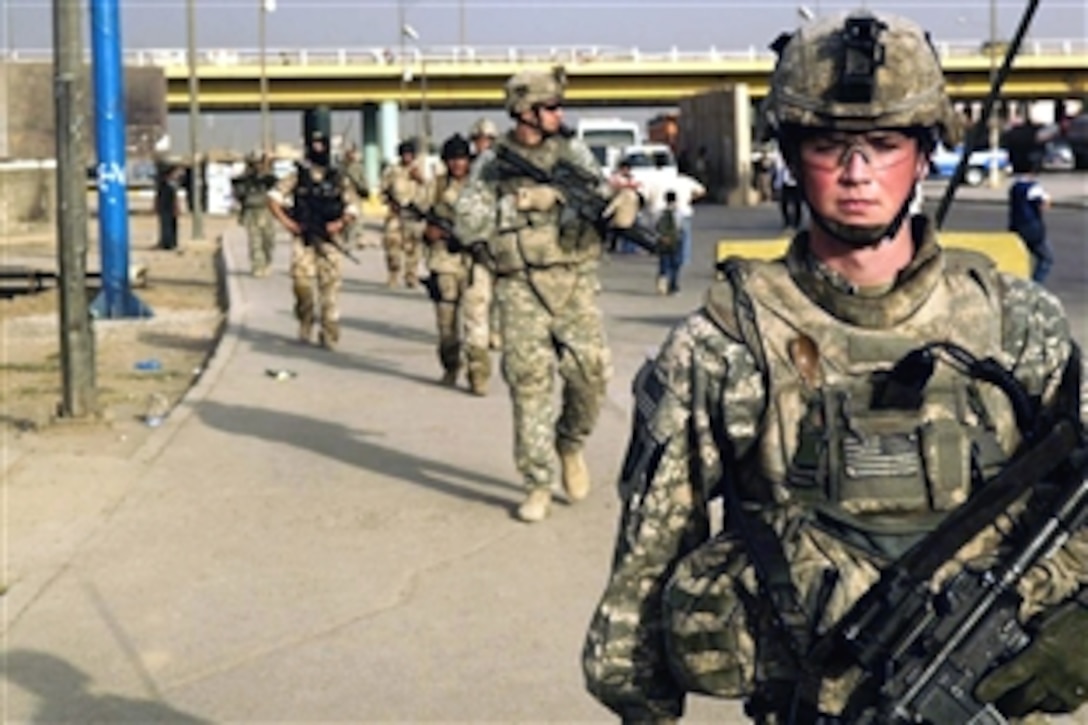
196, 400, 522, 509
2, 650, 211, 724
236, 323, 443, 388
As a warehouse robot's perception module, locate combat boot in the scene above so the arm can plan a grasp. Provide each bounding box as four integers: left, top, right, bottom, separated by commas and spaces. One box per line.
319, 322, 340, 351
559, 447, 591, 502
298, 321, 313, 344
516, 487, 552, 523
440, 368, 458, 387
386, 272, 399, 288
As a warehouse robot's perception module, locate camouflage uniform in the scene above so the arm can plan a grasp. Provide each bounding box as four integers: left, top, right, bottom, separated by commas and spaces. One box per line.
232, 155, 278, 276
423, 134, 492, 394
339, 149, 369, 248
455, 68, 611, 521
469, 118, 501, 352
268, 158, 357, 349
381, 143, 427, 288
583, 11, 1088, 722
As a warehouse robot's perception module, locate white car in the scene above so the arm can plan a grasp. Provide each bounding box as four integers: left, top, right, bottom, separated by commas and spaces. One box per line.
929, 143, 1010, 186
619, 143, 678, 189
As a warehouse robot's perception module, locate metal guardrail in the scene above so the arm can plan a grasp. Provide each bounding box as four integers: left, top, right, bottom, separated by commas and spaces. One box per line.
2, 39, 1087, 68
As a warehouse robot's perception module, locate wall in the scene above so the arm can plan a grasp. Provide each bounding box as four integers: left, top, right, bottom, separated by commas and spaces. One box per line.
0, 161, 58, 237
677, 83, 757, 206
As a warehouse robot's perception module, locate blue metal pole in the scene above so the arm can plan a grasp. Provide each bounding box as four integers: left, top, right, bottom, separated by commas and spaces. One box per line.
89, 0, 150, 318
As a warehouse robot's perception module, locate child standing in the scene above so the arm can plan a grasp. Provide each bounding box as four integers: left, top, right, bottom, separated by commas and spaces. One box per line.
1007, 153, 1053, 284
655, 191, 682, 295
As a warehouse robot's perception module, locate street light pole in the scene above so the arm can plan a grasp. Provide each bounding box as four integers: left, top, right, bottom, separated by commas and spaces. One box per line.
397, 0, 405, 140
259, 0, 270, 153
988, 0, 1000, 188
53, 0, 95, 417
186, 0, 204, 240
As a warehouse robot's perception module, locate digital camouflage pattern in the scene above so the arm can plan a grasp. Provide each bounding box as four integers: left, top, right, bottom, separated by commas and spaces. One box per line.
503, 66, 566, 115
454, 130, 610, 493
381, 160, 428, 286
582, 224, 1088, 720
762, 10, 962, 145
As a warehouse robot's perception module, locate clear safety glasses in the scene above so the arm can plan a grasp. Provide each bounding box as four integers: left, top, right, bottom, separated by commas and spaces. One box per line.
799, 130, 919, 171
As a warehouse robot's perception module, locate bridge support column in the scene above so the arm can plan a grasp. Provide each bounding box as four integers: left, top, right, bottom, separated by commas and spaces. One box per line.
379, 100, 399, 167
361, 102, 380, 193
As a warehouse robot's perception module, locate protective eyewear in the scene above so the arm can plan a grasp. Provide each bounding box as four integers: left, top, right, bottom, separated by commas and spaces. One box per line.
799, 130, 918, 171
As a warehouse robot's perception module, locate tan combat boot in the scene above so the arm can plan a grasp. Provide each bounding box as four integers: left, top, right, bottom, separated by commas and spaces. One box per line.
516, 487, 551, 523
560, 448, 591, 502
386, 271, 399, 288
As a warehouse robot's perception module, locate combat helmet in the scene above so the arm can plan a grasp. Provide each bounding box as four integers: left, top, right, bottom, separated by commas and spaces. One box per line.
470, 118, 498, 139
763, 10, 961, 147
441, 133, 472, 160
504, 66, 566, 116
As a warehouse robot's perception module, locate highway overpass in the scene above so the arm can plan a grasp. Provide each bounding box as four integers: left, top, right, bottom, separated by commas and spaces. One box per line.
130, 40, 1088, 111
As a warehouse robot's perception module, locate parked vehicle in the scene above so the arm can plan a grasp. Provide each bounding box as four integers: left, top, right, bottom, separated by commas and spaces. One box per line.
1064, 114, 1088, 169
928, 143, 1010, 186
575, 117, 642, 176
1042, 139, 1076, 171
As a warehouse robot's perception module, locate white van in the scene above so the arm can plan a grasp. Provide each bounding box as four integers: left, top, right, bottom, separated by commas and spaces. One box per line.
575, 118, 643, 175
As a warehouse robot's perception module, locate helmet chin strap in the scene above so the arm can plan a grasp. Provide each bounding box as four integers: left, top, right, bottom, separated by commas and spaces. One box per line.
802, 177, 918, 249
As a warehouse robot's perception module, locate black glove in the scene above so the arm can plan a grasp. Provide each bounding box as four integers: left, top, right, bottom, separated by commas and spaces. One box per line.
975, 593, 1088, 716
467, 241, 491, 266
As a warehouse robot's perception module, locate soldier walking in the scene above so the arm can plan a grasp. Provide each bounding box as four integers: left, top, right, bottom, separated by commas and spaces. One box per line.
380, 140, 427, 288
232, 152, 278, 277
338, 145, 370, 248
421, 134, 492, 395
267, 130, 357, 350
455, 67, 622, 523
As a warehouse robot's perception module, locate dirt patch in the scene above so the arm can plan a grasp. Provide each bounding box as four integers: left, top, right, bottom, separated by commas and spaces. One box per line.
1, 213, 235, 458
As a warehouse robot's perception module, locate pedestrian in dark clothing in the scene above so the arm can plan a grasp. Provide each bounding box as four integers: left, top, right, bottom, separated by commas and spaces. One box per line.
1007, 153, 1053, 284
155, 162, 183, 250
654, 191, 682, 295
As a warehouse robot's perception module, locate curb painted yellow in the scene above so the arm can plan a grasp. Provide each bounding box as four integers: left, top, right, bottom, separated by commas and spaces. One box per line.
715, 231, 1030, 279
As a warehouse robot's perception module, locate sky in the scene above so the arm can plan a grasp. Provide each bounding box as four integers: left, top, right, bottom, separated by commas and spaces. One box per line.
2, 0, 1085, 150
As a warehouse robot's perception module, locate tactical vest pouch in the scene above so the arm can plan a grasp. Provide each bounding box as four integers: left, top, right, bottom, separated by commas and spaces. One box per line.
662, 532, 757, 698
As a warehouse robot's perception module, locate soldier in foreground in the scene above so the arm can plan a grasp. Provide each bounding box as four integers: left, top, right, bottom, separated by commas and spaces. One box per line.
232, 152, 278, 277
454, 68, 616, 522
381, 140, 427, 288
421, 133, 492, 395
583, 10, 1088, 722
267, 130, 357, 350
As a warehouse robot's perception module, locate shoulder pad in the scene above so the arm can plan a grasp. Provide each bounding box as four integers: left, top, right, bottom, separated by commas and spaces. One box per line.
943, 247, 1001, 300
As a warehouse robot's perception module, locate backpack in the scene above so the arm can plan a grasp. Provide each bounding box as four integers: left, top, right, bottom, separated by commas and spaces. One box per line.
656, 210, 679, 254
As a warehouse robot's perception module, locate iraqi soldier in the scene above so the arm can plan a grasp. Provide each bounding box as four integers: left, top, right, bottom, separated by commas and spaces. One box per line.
583, 10, 1088, 722
421, 133, 491, 395
380, 140, 427, 288
267, 130, 358, 350
454, 66, 618, 523
338, 144, 370, 248
232, 152, 278, 276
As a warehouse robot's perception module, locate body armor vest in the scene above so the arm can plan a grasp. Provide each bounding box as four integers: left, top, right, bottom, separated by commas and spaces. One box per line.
291, 163, 344, 243
427, 175, 469, 275
489, 135, 597, 274
731, 239, 1021, 553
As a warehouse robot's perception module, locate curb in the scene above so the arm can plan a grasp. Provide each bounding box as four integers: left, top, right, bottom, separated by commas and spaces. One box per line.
133, 230, 244, 465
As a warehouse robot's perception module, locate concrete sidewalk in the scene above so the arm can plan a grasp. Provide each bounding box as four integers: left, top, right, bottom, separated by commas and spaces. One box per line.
1, 225, 738, 721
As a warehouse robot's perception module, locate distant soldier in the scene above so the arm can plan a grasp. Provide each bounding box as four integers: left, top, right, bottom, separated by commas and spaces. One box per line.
267, 130, 358, 350
421, 133, 492, 395
338, 144, 370, 248
469, 117, 502, 349
380, 140, 427, 288
231, 152, 278, 276
470, 117, 498, 157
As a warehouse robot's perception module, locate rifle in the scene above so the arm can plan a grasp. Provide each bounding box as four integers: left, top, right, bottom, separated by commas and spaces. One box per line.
493, 144, 662, 254
800, 346, 1088, 723
934, 0, 1040, 229
290, 204, 361, 265
392, 199, 491, 265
